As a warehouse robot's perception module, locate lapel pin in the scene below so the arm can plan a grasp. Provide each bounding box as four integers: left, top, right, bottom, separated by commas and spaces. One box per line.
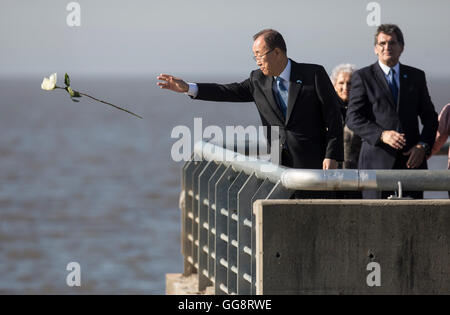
403, 74, 407, 78
296, 80, 302, 84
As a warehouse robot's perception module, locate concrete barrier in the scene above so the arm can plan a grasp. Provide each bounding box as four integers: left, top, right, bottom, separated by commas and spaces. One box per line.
254, 199, 450, 294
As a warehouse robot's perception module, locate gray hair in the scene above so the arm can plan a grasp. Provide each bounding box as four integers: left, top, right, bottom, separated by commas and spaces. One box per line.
330, 63, 357, 85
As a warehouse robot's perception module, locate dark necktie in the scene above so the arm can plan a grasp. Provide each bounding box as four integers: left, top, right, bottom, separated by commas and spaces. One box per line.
275, 77, 288, 118
388, 68, 398, 104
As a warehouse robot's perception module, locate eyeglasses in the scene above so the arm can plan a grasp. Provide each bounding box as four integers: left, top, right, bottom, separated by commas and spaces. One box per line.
252, 48, 275, 61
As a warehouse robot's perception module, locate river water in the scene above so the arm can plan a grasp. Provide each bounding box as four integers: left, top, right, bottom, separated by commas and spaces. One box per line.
0, 76, 448, 294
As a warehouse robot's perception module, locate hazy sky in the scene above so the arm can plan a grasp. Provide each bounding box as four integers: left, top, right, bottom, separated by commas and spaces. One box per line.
1, 0, 449, 78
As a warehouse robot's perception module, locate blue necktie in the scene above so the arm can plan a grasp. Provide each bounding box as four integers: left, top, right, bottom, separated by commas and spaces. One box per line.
388, 68, 398, 104
275, 77, 288, 118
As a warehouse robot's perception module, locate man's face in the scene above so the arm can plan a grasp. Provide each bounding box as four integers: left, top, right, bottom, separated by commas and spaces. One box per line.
252, 36, 279, 76
334, 72, 352, 102
374, 32, 404, 67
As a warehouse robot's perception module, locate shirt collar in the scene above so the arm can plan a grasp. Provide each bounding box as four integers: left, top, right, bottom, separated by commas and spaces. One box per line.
276, 59, 291, 82
378, 60, 400, 76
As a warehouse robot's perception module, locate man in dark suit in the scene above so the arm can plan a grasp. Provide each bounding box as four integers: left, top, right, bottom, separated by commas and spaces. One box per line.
157, 29, 343, 198
346, 24, 438, 199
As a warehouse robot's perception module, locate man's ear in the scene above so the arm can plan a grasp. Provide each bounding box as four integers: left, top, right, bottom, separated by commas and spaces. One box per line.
275, 47, 287, 58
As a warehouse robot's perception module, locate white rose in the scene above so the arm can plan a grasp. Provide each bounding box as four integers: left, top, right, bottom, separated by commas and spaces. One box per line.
41, 73, 57, 90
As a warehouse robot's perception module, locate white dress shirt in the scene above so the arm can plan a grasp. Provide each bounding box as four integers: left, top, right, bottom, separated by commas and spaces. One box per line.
378, 60, 400, 89
273, 59, 291, 95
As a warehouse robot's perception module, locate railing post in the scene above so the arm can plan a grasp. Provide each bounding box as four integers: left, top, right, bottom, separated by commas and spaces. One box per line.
182, 159, 203, 276
198, 161, 218, 291
214, 165, 236, 294
191, 160, 208, 273
237, 173, 263, 294
227, 171, 249, 295
207, 164, 226, 286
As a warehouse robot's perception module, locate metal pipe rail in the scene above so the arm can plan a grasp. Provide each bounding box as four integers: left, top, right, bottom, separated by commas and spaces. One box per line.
181, 141, 450, 295
195, 141, 450, 191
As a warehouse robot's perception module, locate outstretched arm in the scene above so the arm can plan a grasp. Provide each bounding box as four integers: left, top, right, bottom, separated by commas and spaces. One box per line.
157, 73, 253, 103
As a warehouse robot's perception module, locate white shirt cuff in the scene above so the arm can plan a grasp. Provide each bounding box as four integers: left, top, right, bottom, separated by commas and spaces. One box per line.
186, 83, 198, 97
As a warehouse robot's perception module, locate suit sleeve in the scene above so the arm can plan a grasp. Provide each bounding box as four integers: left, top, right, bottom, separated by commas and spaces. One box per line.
417, 71, 439, 148
192, 77, 254, 103
315, 66, 344, 161
346, 71, 384, 146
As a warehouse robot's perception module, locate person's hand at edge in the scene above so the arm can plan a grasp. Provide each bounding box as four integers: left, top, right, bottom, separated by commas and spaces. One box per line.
323, 158, 338, 170
403, 144, 426, 168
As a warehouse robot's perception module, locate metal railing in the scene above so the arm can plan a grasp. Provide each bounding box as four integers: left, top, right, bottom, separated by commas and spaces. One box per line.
180, 140, 450, 295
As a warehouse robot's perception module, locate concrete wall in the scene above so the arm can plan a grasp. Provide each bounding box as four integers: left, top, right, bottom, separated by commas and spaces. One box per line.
254, 199, 450, 294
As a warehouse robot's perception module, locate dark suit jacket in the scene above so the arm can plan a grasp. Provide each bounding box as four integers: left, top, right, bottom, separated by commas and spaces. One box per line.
192, 59, 343, 169
346, 62, 438, 169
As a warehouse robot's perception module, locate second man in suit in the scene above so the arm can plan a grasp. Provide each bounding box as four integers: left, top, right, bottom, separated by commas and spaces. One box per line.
346, 24, 438, 199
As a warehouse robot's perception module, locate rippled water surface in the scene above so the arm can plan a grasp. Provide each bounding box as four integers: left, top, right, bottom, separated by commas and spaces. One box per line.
0, 76, 448, 294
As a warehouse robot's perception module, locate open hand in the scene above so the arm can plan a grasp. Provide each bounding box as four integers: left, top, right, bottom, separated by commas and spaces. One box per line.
157, 74, 189, 93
